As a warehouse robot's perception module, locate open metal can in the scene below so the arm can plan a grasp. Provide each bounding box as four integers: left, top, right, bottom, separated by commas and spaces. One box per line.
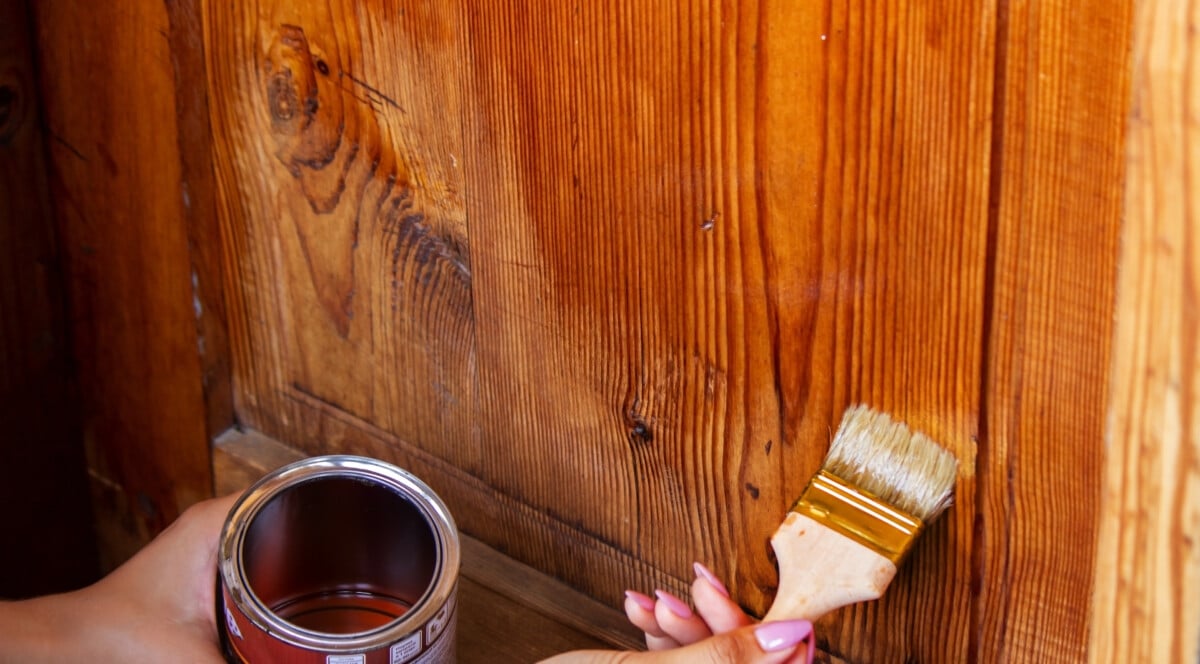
218, 455, 459, 664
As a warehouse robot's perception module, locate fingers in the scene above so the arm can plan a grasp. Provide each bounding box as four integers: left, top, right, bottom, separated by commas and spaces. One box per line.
624, 591, 680, 650
181, 492, 241, 551
652, 589, 713, 647
623, 562, 755, 652
691, 562, 754, 635
177, 492, 243, 545
638, 621, 812, 664
542, 620, 815, 664
624, 590, 658, 633
624, 587, 715, 651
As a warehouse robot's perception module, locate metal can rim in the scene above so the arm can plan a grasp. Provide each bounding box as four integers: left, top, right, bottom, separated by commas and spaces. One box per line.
219, 454, 460, 652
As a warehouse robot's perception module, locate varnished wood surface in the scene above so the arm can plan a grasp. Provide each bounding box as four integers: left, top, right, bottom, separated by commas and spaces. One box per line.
213, 430, 643, 662
1089, 0, 1200, 661
201, 4, 997, 662
0, 0, 97, 597
195, 1, 1136, 662
22, 0, 1180, 661
30, 0, 216, 568
977, 1, 1132, 661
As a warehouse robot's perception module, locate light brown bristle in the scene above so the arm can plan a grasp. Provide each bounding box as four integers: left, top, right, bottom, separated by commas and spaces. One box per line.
822, 405, 958, 522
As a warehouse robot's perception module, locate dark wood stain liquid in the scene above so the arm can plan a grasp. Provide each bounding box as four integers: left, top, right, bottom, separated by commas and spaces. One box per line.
273, 590, 412, 634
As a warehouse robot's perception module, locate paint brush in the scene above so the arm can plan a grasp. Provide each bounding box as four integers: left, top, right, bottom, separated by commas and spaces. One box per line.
762, 404, 958, 622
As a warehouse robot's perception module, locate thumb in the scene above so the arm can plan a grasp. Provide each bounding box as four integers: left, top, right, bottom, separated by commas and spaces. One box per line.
543, 620, 815, 664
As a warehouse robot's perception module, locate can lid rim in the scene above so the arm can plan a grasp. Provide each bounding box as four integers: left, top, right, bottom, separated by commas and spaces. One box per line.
218, 454, 460, 651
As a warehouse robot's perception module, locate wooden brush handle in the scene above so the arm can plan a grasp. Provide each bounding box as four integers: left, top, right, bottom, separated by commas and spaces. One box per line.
761, 512, 898, 623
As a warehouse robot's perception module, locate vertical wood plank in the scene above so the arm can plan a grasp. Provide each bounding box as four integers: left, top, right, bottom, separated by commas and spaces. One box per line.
784, 2, 994, 660
164, 0, 235, 443
0, 0, 98, 596
31, 0, 215, 566
203, 0, 479, 468
1089, 0, 1200, 660
979, 0, 1132, 660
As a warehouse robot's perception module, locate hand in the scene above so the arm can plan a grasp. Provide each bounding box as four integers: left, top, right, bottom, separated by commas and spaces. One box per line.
542, 563, 815, 664
0, 493, 239, 663
625, 563, 754, 650
541, 621, 814, 664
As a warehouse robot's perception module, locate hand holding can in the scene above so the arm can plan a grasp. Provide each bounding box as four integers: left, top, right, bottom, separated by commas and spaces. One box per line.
218, 456, 460, 664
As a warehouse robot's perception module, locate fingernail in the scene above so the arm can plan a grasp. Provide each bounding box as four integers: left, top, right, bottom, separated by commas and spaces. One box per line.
754, 619, 814, 654
692, 561, 730, 598
624, 590, 655, 612
653, 589, 694, 619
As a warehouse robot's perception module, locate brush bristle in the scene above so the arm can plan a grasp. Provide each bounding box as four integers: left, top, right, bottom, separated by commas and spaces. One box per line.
822, 405, 959, 522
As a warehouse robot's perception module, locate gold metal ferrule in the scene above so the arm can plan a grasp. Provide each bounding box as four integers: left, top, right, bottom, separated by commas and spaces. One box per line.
791, 470, 924, 563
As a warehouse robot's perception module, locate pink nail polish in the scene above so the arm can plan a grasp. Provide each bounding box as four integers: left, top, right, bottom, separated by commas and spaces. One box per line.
624, 590, 656, 612
692, 561, 731, 598
754, 619, 815, 656
653, 589, 694, 619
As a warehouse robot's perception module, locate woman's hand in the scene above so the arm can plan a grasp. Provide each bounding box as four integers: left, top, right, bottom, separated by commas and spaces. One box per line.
542, 620, 814, 663
0, 493, 239, 663
541, 563, 815, 664
624, 562, 755, 650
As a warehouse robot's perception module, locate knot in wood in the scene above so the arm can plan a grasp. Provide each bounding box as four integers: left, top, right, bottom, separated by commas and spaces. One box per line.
267, 70, 299, 123
265, 24, 321, 130
626, 410, 653, 445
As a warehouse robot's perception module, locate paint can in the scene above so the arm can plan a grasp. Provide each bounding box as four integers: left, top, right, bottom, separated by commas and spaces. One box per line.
218, 455, 459, 664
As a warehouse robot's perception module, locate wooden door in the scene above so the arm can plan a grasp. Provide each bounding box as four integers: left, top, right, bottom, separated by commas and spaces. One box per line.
0, 0, 97, 597
196, 1, 1127, 660
25, 0, 1200, 661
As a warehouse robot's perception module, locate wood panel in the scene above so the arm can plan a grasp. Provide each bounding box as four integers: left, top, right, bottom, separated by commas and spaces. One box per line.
777, 2, 994, 661
1089, 0, 1200, 660
204, 1, 993, 661
978, 0, 1132, 661
21, 0, 1173, 660
30, 0, 218, 568
0, 0, 97, 597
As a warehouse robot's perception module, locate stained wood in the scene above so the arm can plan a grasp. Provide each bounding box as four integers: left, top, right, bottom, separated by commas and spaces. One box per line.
212, 429, 309, 497
978, 1, 1132, 661
164, 0, 235, 442
457, 580, 613, 663
767, 3, 995, 660
0, 0, 97, 597
22, 0, 1167, 660
30, 0, 215, 567
201, 4, 995, 661
458, 536, 644, 652
1089, 0, 1200, 660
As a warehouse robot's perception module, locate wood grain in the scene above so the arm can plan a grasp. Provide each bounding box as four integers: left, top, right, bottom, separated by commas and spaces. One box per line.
770, 2, 995, 660
978, 0, 1132, 660
0, 0, 97, 597
22, 0, 1156, 659
30, 0, 215, 567
164, 0, 235, 443
203, 2, 994, 661
456, 580, 613, 663
1089, 0, 1200, 660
